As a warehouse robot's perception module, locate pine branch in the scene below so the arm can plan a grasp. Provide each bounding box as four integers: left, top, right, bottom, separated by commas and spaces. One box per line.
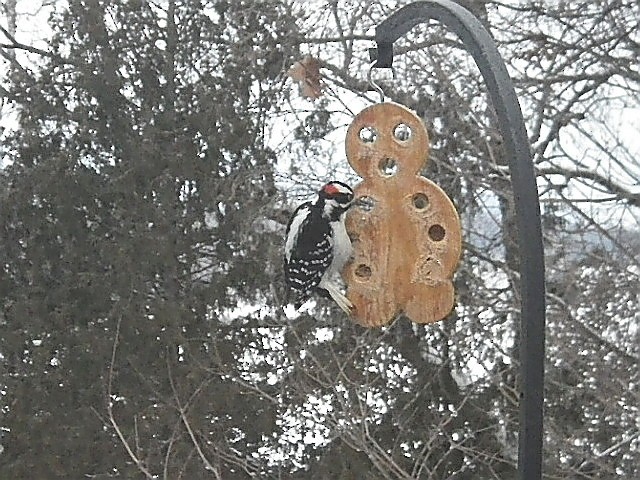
0, 23, 79, 66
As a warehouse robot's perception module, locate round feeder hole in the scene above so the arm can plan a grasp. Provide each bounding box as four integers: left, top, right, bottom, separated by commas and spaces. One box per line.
428, 224, 446, 241
412, 193, 429, 209
356, 196, 376, 212
393, 123, 412, 142
355, 264, 372, 279
379, 157, 398, 176
359, 126, 377, 143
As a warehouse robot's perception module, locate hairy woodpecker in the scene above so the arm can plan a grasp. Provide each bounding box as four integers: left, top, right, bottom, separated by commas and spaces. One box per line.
284, 181, 354, 314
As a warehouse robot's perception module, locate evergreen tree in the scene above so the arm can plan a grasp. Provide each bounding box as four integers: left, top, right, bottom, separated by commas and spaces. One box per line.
1, 1, 298, 476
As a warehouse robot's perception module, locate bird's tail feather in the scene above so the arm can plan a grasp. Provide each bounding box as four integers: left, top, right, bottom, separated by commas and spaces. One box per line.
322, 282, 353, 315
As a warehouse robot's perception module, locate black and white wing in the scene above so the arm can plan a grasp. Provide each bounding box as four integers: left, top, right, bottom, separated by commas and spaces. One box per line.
284, 203, 333, 300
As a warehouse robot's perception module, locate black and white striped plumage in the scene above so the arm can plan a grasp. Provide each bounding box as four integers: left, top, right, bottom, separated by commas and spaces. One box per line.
284, 181, 354, 313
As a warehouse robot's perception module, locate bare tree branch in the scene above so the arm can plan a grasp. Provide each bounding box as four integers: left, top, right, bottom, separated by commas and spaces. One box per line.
538, 167, 640, 208
107, 316, 156, 479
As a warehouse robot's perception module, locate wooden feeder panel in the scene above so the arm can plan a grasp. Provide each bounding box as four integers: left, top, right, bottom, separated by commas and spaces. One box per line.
343, 102, 462, 328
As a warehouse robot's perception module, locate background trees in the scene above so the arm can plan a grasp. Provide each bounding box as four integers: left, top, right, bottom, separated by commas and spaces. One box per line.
1, 0, 638, 478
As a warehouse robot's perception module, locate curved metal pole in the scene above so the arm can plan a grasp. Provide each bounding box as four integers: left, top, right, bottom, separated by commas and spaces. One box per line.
370, 2, 546, 479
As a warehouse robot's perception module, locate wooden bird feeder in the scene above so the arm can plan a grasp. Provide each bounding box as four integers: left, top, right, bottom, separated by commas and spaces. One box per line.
344, 0, 545, 480
342, 102, 462, 328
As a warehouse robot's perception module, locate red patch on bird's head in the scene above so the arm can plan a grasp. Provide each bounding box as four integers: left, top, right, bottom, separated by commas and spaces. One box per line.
322, 184, 340, 196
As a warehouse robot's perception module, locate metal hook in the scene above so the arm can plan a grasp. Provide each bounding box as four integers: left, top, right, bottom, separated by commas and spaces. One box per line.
367, 61, 385, 103
367, 61, 396, 103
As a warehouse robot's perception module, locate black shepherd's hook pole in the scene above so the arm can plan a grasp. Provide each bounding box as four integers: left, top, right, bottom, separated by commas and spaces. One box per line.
369, 1, 546, 479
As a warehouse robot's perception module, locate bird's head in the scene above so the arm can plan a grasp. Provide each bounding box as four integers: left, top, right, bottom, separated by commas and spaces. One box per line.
316, 181, 354, 219
317, 181, 353, 221
320, 181, 354, 205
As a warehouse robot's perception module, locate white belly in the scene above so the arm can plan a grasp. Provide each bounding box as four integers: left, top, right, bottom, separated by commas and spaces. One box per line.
328, 215, 352, 275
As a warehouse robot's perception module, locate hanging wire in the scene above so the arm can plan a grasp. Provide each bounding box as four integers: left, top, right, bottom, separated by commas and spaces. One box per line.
367, 61, 397, 103
367, 61, 385, 103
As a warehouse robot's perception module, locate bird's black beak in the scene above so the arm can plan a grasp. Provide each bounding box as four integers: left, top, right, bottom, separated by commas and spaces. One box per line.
346, 194, 355, 208
342, 193, 354, 208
